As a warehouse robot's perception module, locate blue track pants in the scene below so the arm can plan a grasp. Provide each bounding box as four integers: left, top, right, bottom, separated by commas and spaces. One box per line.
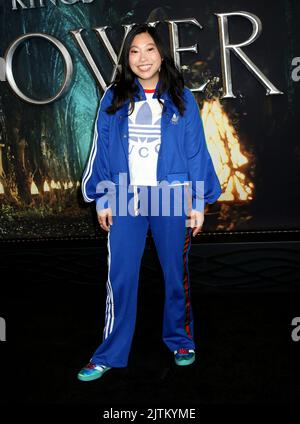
91, 184, 196, 367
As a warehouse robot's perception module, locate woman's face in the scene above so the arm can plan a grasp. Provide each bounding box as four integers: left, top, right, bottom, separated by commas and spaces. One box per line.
128, 32, 162, 89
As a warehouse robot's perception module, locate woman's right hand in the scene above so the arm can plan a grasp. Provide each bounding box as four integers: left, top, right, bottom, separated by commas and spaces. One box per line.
97, 208, 113, 231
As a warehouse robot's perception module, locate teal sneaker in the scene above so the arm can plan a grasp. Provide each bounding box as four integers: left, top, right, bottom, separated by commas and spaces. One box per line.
174, 348, 195, 366
77, 362, 111, 381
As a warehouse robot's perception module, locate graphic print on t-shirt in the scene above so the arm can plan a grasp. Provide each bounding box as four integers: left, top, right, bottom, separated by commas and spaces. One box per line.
128, 92, 164, 186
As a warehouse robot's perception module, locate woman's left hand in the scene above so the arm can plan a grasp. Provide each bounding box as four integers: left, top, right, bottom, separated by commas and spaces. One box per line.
189, 209, 204, 237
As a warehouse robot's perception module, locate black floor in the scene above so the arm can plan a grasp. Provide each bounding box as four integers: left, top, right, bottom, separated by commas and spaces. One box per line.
0, 237, 300, 419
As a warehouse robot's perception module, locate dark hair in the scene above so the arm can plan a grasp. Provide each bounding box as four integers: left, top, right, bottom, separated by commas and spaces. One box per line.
105, 23, 186, 116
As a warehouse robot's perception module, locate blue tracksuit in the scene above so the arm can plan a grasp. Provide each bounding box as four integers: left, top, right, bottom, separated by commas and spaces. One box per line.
81, 77, 222, 367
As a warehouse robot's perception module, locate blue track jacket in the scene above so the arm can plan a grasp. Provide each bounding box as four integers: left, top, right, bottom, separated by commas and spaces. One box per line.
81, 77, 222, 213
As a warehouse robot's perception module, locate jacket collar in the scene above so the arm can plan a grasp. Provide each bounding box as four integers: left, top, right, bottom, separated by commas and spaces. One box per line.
134, 76, 160, 100
116, 76, 175, 114
127, 76, 171, 102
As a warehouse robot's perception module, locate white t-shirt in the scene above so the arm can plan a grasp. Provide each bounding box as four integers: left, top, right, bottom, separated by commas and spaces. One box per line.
128, 90, 164, 186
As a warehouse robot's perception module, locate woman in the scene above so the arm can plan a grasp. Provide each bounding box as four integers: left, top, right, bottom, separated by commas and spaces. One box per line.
78, 23, 222, 381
